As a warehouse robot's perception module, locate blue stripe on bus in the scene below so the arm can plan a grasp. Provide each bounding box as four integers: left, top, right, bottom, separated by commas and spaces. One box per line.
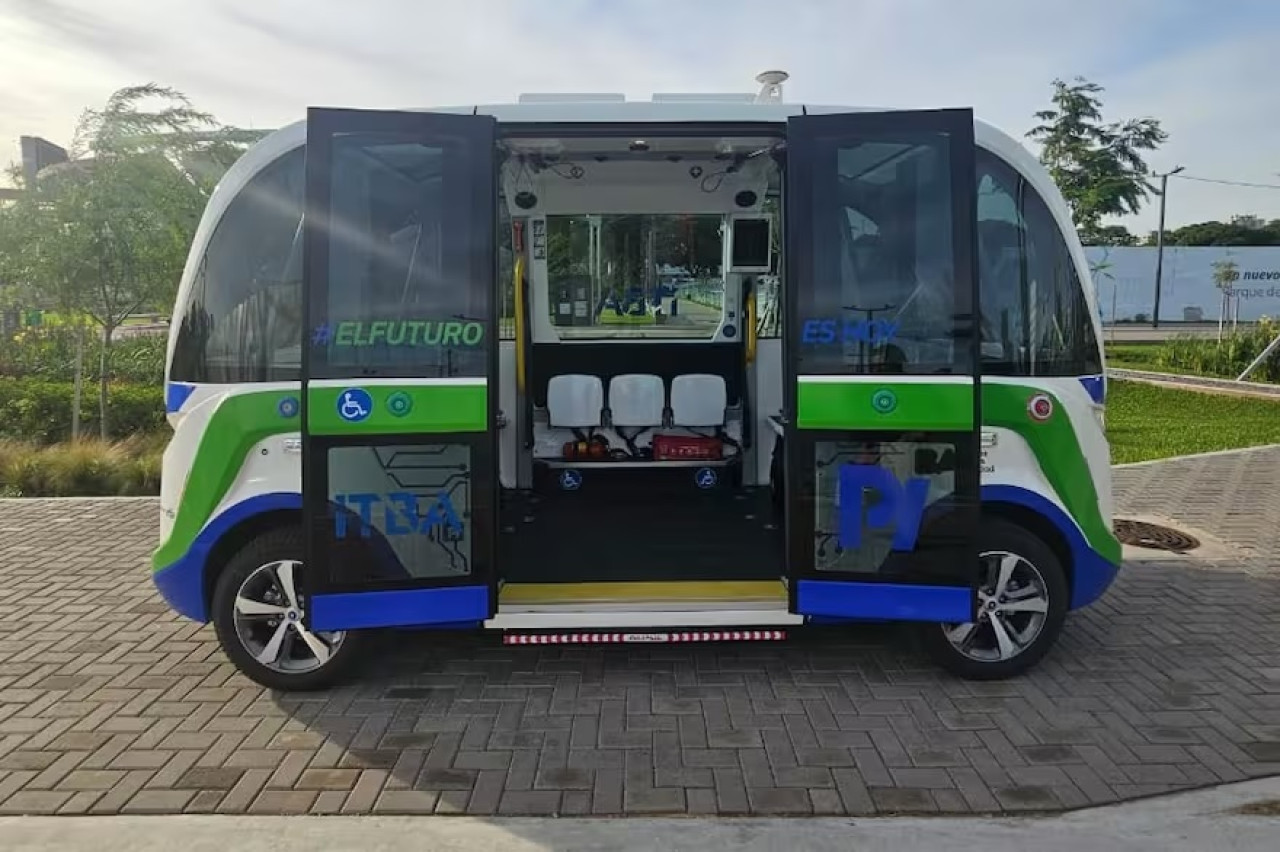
152, 491, 303, 622
796, 580, 972, 622
309, 585, 489, 631
981, 485, 1119, 609
165, 381, 197, 413
1078, 374, 1105, 404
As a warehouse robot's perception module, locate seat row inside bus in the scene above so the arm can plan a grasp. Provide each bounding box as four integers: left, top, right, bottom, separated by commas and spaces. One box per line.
548, 372, 728, 431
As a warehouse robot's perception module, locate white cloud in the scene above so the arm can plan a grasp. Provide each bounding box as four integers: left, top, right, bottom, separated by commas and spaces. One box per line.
2, 0, 1278, 230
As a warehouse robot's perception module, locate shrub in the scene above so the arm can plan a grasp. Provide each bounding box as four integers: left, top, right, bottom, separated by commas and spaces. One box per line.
0, 377, 165, 444
1154, 317, 1280, 383
0, 325, 167, 384
0, 435, 165, 497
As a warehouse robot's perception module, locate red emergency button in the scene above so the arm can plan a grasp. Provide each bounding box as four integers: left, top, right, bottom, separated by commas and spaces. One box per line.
1027, 393, 1054, 422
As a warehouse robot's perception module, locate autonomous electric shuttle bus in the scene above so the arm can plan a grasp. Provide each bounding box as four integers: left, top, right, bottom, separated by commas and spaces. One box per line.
153, 75, 1118, 690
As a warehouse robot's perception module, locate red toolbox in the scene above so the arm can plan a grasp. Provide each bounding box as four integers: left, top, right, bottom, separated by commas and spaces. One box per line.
652, 434, 723, 461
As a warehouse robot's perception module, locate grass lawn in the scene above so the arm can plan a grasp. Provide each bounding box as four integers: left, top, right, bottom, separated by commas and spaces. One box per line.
1107, 379, 1280, 464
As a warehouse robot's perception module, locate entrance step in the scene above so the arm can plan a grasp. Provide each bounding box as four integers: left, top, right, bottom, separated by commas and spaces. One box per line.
497, 580, 787, 610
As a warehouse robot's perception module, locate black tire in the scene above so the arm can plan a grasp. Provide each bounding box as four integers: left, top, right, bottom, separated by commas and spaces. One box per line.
917, 518, 1068, 680
211, 525, 367, 691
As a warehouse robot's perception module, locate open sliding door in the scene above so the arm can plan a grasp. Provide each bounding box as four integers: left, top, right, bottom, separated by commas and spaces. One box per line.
784, 109, 981, 623
301, 108, 500, 632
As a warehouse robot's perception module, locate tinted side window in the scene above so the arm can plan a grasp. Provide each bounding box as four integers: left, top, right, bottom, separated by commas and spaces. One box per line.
975, 150, 1102, 377
170, 148, 305, 383
310, 133, 489, 380
797, 133, 970, 376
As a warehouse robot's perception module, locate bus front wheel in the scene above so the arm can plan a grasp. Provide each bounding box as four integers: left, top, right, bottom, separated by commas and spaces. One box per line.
917, 518, 1068, 680
211, 526, 366, 691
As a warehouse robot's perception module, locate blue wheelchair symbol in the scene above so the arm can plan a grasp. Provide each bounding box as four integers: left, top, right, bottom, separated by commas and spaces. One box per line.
695, 467, 718, 489
560, 469, 582, 491
337, 388, 372, 423
277, 396, 299, 419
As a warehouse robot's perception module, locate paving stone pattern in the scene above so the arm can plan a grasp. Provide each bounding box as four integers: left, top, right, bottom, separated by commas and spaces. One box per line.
1113, 446, 1280, 560
0, 449, 1277, 816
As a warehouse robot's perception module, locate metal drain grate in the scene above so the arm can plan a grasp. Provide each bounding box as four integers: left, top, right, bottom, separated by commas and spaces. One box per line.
1114, 519, 1201, 553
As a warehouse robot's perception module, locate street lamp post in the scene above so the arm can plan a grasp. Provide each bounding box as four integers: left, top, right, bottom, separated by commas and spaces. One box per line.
1151, 165, 1185, 329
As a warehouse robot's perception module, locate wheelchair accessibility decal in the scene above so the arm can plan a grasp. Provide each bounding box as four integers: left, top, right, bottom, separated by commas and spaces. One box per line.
337, 388, 372, 423
559, 469, 583, 491
695, 467, 718, 489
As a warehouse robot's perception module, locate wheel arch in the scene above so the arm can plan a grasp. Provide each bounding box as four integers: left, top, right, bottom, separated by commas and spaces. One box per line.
202, 506, 304, 621
980, 485, 1119, 610
981, 500, 1073, 591
173, 493, 407, 623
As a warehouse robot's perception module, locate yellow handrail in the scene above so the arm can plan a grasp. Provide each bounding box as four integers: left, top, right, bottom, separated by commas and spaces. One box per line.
745, 291, 758, 364
514, 255, 527, 393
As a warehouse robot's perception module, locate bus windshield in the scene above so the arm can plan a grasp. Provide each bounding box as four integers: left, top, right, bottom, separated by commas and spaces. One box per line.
545, 213, 725, 339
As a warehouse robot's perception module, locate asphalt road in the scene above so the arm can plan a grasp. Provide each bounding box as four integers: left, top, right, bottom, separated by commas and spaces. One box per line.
1102, 322, 1256, 342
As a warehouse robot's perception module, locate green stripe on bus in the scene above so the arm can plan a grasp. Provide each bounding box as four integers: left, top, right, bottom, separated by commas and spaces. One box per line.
306, 383, 487, 435
797, 380, 973, 431
152, 390, 294, 572
795, 378, 1118, 564
982, 383, 1120, 564
151, 382, 488, 573
156, 379, 1117, 577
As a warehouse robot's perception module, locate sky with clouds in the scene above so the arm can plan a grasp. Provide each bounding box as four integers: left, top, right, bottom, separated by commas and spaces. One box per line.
2, 0, 1279, 233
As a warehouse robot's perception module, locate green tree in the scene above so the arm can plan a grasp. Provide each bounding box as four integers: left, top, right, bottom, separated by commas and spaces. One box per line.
1090, 224, 1139, 247
1155, 217, 1280, 247
0, 84, 253, 438
1027, 77, 1167, 243
1212, 257, 1240, 339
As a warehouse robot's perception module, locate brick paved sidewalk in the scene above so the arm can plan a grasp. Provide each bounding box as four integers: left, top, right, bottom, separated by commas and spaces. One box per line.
0, 449, 1278, 817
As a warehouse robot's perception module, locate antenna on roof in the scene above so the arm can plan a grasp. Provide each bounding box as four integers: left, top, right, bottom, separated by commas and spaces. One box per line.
754, 70, 789, 103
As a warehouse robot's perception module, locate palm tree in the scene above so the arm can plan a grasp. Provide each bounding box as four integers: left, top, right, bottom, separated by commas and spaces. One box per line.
1212, 257, 1239, 341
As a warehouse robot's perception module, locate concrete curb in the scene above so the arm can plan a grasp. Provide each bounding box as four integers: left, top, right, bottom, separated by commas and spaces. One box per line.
1113, 441, 1280, 468
2, 777, 1278, 852
1109, 368, 1280, 398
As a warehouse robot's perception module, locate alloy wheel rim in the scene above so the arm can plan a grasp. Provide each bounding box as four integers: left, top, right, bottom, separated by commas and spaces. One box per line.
941, 549, 1050, 663
232, 559, 345, 674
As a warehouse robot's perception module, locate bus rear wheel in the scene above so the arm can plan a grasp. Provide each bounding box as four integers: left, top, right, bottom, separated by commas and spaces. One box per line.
212, 526, 366, 691
918, 518, 1068, 680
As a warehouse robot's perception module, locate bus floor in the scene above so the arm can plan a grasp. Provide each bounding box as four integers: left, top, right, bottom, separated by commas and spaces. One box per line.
497, 485, 784, 583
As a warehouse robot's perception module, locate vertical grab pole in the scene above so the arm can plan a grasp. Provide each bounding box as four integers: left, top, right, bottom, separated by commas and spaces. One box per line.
512, 219, 527, 395
514, 254, 527, 393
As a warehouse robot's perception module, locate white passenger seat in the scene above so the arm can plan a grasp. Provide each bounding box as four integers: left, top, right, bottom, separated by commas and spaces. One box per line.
607, 374, 666, 427
670, 374, 727, 427
546, 374, 604, 428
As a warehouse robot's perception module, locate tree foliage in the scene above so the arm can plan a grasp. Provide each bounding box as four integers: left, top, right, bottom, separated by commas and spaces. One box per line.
0, 84, 256, 437
1027, 77, 1167, 243
1090, 224, 1139, 247
1151, 216, 1280, 247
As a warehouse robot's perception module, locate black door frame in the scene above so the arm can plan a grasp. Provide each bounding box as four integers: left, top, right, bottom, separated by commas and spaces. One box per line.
300, 107, 502, 627
780, 108, 982, 616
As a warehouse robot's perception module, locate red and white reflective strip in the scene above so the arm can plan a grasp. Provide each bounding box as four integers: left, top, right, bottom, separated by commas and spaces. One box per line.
503, 630, 786, 646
